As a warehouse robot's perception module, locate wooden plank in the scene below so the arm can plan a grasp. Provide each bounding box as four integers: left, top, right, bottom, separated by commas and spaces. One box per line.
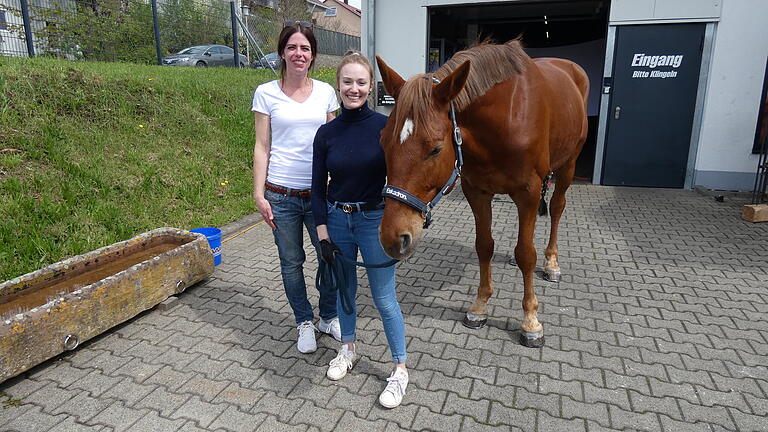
741, 204, 768, 222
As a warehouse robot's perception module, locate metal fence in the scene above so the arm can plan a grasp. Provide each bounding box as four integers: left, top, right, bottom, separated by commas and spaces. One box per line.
0, 0, 359, 66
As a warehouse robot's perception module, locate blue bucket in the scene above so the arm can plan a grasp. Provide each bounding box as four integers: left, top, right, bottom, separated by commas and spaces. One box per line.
191, 227, 222, 266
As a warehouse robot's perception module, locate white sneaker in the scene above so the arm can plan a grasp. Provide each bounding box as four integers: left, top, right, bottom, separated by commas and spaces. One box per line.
296, 321, 317, 353
326, 345, 357, 381
318, 317, 342, 342
379, 367, 408, 408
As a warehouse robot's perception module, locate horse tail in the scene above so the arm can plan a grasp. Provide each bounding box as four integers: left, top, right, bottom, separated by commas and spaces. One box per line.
539, 172, 554, 216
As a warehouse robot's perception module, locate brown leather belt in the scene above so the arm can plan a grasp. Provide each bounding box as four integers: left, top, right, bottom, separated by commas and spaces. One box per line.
265, 182, 311, 198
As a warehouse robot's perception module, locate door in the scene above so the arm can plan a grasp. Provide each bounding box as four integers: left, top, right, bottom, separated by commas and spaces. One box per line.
602, 23, 705, 188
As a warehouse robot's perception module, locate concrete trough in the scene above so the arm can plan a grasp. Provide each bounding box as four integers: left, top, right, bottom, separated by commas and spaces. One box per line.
0, 227, 214, 383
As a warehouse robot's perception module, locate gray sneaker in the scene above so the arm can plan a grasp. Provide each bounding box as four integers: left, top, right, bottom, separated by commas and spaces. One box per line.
379, 367, 408, 408
327, 345, 357, 381
318, 317, 342, 342
296, 321, 317, 353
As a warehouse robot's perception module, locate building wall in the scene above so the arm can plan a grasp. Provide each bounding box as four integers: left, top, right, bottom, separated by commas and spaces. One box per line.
365, 0, 768, 190
313, 0, 361, 36
693, 0, 768, 190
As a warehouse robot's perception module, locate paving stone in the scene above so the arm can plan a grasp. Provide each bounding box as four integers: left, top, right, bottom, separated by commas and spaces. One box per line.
48, 415, 105, 431
487, 402, 536, 430
410, 406, 462, 432
647, 377, 699, 405
101, 377, 156, 406
608, 404, 661, 431
133, 386, 190, 417
441, 392, 490, 422
90, 401, 148, 432
288, 399, 344, 432
1, 405, 64, 432
729, 407, 768, 432
144, 366, 196, 391
0, 402, 34, 425
539, 375, 582, 401
21, 382, 83, 413
208, 405, 263, 432
678, 400, 736, 430
658, 414, 713, 432
627, 390, 682, 421
461, 416, 523, 432
537, 410, 587, 431
255, 414, 313, 432
514, 388, 559, 418
170, 395, 228, 429
561, 397, 609, 427
249, 390, 303, 423
51, 391, 113, 422
129, 410, 186, 432
113, 358, 163, 384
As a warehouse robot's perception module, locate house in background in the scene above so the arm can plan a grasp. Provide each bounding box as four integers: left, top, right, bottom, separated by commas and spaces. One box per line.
310, 0, 360, 37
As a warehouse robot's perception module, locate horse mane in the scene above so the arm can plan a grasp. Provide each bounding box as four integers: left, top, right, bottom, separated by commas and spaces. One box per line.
435, 39, 529, 111
394, 40, 529, 141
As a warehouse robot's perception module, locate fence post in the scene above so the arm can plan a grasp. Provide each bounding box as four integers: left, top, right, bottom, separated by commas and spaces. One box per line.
19, 0, 35, 57
230, 1, 239, 67
151, 0, 162, 65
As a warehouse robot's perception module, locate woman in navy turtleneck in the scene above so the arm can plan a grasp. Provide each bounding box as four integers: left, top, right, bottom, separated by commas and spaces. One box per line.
311, 51, 409, 409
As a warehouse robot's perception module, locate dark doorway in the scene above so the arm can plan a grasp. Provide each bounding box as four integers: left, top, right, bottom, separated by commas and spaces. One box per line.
427, 0, 610, 182
602, 23, 705, 188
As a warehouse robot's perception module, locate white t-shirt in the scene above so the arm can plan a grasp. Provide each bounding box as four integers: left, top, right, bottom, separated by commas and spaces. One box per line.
252, 79, 339, 189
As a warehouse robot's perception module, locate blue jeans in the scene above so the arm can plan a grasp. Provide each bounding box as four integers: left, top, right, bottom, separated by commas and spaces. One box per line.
265, 187, 337, 324
326, 201, 406, 364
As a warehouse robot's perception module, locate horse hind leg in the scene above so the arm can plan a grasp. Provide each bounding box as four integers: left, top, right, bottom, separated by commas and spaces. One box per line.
461, 182, 494, 330
544, 161, 577, 283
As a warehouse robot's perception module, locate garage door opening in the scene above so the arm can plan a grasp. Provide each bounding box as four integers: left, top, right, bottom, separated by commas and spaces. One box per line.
427, 0, 610, 181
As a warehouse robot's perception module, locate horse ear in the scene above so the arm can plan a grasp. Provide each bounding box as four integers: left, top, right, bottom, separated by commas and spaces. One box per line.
376, 56, 405, 100
433, 60, 470, 105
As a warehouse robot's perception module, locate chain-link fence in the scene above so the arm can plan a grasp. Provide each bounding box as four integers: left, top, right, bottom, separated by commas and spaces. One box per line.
0, 0, 359, 67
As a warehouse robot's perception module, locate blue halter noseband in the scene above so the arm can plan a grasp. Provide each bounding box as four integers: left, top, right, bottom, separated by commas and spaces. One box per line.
381, 76, 465, 229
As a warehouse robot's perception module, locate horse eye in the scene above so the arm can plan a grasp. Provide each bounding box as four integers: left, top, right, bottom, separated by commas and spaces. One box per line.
427, 146, 442, 158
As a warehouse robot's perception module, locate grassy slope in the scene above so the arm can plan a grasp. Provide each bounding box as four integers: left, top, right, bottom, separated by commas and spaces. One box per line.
0, 57, 336, 281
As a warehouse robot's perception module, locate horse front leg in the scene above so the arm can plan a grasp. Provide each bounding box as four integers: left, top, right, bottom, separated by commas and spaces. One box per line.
513, 188, 545, 347
461, 181, 494, 329
544, 161, 576, 283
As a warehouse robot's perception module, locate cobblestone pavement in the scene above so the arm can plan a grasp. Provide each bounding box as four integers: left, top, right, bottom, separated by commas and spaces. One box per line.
2, 184, 768, 431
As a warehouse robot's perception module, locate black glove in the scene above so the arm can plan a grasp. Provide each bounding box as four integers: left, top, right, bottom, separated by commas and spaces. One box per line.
319, 239, 341, 265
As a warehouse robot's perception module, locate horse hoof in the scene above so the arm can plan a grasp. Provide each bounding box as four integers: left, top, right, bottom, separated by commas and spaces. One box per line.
543, 269, 560, 283
519, 331, 545, 348
462, 312, 487, 329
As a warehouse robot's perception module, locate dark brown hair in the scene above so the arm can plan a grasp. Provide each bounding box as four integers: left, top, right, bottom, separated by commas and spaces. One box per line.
276, 22, 317, 79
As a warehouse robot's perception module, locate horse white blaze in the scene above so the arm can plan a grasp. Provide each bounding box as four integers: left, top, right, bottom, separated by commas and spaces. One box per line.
400, 118, 414, 143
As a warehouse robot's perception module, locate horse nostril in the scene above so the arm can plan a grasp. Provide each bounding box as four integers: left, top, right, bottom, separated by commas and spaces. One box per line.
399, 233, 411, 254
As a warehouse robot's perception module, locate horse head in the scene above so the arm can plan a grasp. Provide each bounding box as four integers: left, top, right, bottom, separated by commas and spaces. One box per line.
376, 56, 470, 259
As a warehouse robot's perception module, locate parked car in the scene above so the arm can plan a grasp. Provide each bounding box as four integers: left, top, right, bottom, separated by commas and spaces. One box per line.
253, 51, 280, 70
162, 45, 247, 67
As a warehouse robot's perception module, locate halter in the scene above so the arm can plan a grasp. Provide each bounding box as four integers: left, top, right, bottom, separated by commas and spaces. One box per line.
381, 76, 464, 229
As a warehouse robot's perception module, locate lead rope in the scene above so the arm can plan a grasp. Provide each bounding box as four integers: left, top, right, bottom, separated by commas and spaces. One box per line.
316, 252, 398, 315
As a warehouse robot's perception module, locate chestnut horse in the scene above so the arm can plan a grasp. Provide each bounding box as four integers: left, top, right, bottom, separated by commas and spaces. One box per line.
376, 41, 588, 347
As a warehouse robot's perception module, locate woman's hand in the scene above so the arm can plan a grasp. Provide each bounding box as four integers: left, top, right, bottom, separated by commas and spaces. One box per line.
254, 194, 277, 230
319, 239, 341, 265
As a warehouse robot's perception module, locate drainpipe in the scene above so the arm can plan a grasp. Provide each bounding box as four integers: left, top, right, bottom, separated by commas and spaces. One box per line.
364, 0, 375, 91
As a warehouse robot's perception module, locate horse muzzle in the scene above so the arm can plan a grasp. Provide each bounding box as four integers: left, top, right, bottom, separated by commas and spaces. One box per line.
379, 209, 424, 259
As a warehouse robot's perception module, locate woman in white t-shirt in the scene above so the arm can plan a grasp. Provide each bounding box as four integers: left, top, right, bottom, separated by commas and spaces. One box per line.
252, 21, 341, 354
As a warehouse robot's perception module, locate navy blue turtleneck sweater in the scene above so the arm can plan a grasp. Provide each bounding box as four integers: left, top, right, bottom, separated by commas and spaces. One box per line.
311, 102, 388, 226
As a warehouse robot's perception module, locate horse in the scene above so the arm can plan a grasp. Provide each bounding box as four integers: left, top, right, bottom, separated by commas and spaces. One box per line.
376, 40, 588, 347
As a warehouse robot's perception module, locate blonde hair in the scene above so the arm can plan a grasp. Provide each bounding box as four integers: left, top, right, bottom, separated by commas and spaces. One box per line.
335, 50, 374, 89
